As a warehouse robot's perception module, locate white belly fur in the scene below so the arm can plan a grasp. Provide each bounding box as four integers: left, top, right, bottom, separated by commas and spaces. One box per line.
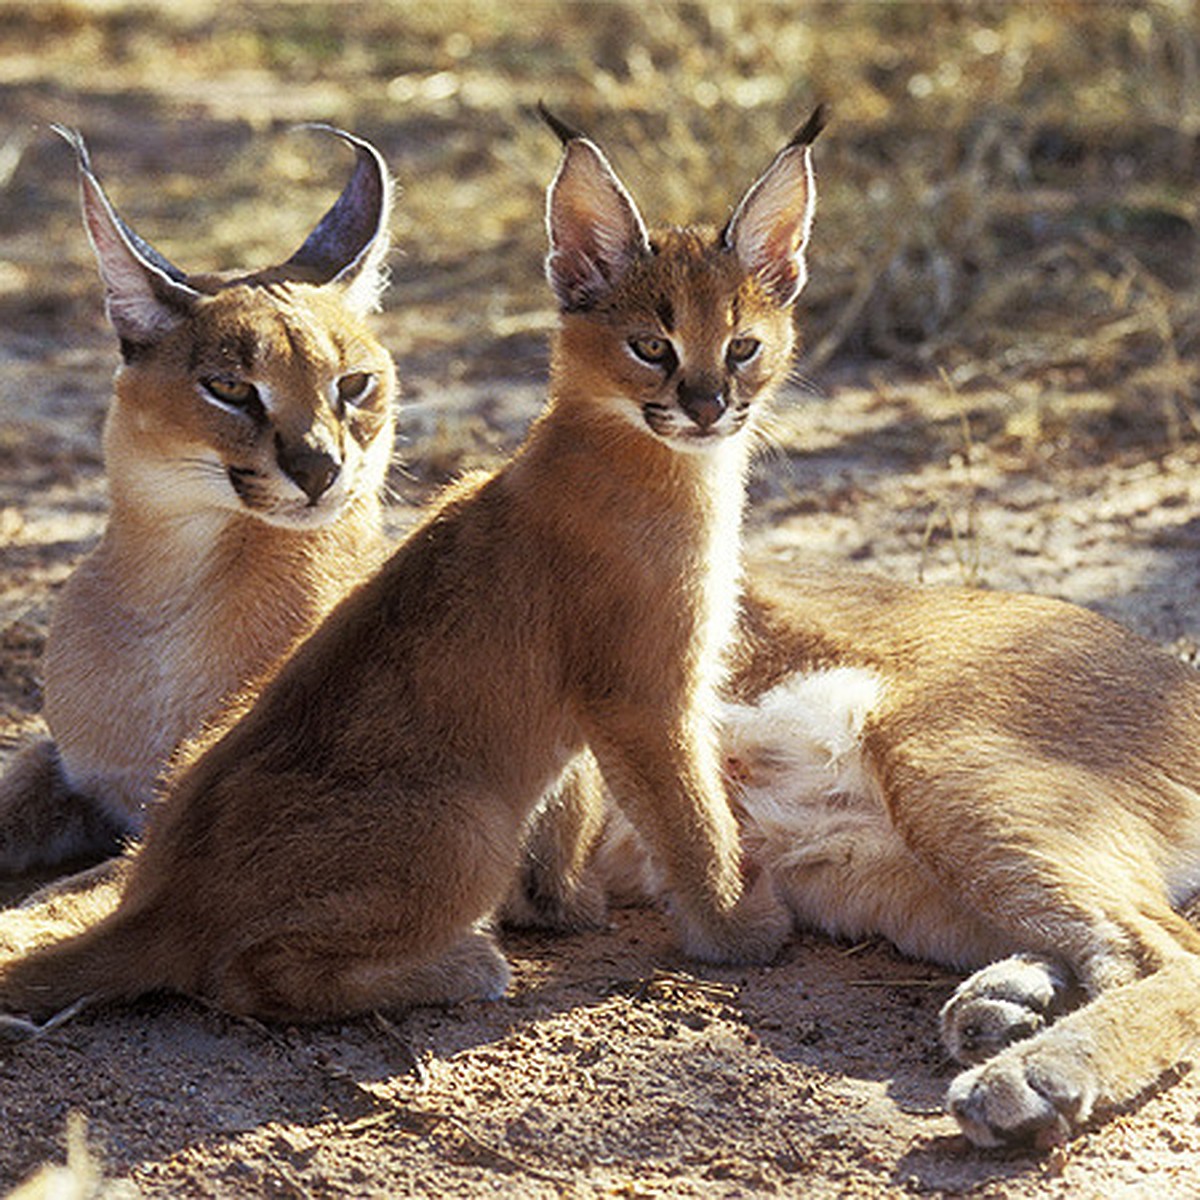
595, 667, 1014, 967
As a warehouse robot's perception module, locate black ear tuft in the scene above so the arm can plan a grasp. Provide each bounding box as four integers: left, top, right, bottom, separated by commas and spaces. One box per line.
787, 104, 828, 151
537, 102, 589, 147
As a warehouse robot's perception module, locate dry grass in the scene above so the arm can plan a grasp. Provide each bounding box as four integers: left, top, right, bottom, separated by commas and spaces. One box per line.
0, 0, 1197, 455
4, 1113, 134, 1200
5, 8, 1200, 1195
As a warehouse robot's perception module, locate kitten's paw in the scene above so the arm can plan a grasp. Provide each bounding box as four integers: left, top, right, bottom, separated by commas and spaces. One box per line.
947, 1029, 1098, 1147
435, 931, 513, 1003
941, 954, 1072, 1065
677, 868, 791, 966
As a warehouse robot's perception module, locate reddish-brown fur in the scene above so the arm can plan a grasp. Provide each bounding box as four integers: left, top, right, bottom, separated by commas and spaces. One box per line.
0, 128, 396, 873
0, 116, 822, 1022
600, 562, 1200, 1146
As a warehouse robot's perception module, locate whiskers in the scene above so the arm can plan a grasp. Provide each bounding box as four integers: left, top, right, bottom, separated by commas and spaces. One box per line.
642, 400, 755, 451
642, 402, 676, 438
173, 455, 230, 482
748, 403, 793, 463
381, 475, 410, 507
786, 364, 823, 396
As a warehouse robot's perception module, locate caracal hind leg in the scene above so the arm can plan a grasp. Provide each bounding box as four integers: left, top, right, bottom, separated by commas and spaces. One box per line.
20, 854, 133, 909
941, 954, 1077, 1066
217, 929, 512, 1023
0, 855, 133, 960
500, 752, 609, 933
947, 905, 1200, 1146
589, 720, 789, 965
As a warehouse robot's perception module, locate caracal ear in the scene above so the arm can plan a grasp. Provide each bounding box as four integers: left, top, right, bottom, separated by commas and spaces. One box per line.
52, 125, 200, 349
279, 125, 393, 314
723, 105, 826, 307
542, 106, 650, 311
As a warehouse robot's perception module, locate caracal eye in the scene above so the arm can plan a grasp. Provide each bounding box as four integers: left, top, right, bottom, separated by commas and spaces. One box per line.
628, 335, 673, 366
336, 372, 375, 406
201, 376, 260, 409
726, 336, 761, 366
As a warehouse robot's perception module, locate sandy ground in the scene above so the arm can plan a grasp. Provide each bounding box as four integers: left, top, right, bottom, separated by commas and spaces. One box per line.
2, 3, 1199, 1191
4, 352, 1200, 1197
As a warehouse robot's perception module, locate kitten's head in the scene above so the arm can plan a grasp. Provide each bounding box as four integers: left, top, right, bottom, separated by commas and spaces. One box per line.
543, 107, 822, 453
56, 125, 397, 530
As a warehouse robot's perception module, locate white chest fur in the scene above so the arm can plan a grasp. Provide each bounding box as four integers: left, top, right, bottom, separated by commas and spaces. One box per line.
693, 443, 748, 703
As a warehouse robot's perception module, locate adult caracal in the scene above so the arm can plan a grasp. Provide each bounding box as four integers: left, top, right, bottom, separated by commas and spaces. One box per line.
0, 109, 827, 1023
726, 571, 1200, 1146
596, 551, 1200, 1147
0, 127, 396, 873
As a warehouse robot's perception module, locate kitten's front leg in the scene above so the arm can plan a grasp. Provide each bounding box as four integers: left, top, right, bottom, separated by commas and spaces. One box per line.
588, 716, 789, 965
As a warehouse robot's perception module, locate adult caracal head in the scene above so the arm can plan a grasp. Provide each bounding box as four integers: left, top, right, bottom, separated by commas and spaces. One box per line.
0, 127, 397, 874
66, 125, 395, 531
0, 109, 823, 1024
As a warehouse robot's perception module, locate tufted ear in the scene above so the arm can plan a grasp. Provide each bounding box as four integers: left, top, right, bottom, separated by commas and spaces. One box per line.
278, 125, 394, 315
723, 105, 826, 307
542, 108, 650, 312
53, 125, 200, 352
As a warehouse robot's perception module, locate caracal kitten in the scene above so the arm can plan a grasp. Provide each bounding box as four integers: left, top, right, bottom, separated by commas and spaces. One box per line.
0, 127, 396, 874
511, 115, 1200, 1154
0, 109, 829, 1024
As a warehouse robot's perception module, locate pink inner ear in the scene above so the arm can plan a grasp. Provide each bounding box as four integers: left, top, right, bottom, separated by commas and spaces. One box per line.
547, 140, 649, 308
547, 245, 611, 309
82, 189, 155, 304
759, 236, 800, 297
553, 175, 632, 267
766, 225, 802, 264
727, 143, 815, 305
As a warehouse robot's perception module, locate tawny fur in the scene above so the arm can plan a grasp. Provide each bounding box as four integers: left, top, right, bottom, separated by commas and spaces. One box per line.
601, 562, 1200, 1146
0, 116, 825, 1023
0, 128, 396, 873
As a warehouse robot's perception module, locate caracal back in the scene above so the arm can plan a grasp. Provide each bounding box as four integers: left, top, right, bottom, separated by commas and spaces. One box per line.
604, 560, 1200, 1146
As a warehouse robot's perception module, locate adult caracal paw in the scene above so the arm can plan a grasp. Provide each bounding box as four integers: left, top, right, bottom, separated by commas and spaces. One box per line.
940, 954, 1074, 1066
947, 957, 1200, 1147
728, 571, 1200, 1145
0, 109, 827, 1022
0, 126, 397, 874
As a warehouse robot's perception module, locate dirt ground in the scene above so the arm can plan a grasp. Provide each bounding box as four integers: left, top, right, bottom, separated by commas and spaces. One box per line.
6, 359, 1200, 1198
4, 2, 1200, 1196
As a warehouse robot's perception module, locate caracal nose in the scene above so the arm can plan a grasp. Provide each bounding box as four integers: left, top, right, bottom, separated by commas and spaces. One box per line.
276, 436, 341, 503
677, 379, 728, 430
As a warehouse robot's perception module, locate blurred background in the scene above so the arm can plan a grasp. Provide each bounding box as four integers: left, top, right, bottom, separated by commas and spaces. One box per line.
2, 9, 1200, 1184
2, 1, 1197, 447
